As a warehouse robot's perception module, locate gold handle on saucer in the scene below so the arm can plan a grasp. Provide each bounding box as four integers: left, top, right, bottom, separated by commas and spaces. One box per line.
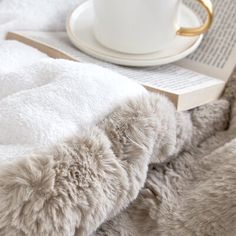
177, 0, 213, 36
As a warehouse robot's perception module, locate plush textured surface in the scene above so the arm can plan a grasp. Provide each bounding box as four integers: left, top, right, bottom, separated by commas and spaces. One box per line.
94, 71, 236, 236
0, 70, 235, 235
1, 0, 236, 235
0, 41, 145, 162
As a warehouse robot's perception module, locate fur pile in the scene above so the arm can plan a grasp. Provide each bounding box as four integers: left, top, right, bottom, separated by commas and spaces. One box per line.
95, 71, 236, 236
0, 71, 236, 235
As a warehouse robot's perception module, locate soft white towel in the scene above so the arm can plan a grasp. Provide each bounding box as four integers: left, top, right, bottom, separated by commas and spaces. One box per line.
0, 40, 49, 73
0, 41, 146, 163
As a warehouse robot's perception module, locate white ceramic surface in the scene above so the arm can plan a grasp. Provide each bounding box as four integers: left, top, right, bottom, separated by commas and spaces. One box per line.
66, 1, 203, 67
93, 0, 182, 54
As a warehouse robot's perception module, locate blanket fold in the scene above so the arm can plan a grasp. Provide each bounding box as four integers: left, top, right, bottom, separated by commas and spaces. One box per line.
0, 41, 145, 162
0, 4, 235, 234
0, 93, 176, 235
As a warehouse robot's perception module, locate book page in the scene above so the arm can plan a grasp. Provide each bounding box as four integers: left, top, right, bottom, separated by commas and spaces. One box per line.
13, 31, 223, 95
135, 65, 224, 94
177, 0, 236, 80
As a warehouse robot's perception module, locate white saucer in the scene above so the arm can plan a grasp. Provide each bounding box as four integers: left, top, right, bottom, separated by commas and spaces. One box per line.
66, 1, 203, 67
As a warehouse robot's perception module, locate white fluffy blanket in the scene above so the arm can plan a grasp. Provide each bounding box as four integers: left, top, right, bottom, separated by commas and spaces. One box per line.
0, 1, 236, 236
0, 41, 145, 162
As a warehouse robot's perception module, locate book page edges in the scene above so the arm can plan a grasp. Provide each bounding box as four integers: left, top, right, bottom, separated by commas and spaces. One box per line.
143, 83, 225, 111
6, 32, 78, 62
143, 84, 179, 109
178, 82, 225, 111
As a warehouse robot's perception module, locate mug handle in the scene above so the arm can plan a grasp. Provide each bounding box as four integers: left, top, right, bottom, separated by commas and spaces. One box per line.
177, 0, 213, 36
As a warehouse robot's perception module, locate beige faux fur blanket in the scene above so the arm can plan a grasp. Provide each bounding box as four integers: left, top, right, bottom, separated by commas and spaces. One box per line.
0, 70, 236, 236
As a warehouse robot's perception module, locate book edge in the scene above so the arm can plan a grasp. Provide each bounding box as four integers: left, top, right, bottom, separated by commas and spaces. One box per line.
6, 32, 79, 62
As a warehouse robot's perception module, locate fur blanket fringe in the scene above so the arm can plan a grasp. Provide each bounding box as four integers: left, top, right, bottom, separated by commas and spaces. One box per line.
1, 72, 236, 235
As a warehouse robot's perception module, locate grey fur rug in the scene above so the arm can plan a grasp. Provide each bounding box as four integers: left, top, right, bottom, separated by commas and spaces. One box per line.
0, 70, 236, 236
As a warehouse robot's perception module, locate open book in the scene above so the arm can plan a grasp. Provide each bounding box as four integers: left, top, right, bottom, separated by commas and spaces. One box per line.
6, 0, 236, 111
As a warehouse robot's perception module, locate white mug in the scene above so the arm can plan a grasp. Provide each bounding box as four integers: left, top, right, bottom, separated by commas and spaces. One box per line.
93, 0, 213, 54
